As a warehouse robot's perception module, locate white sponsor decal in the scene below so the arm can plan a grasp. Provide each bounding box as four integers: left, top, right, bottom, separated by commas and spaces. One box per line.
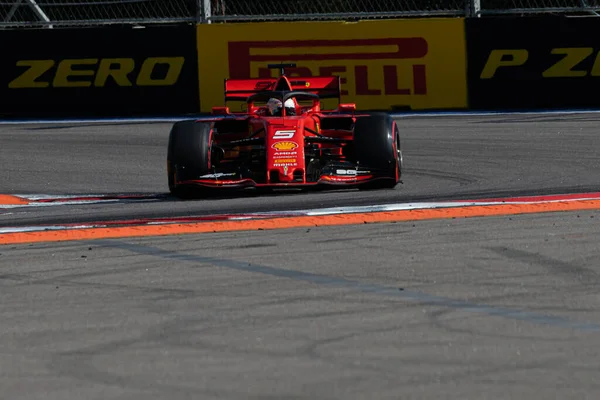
199, 173, 236, 178
273, 130, 295, 139
336, 169, 358, 175
274, 151, 297, 157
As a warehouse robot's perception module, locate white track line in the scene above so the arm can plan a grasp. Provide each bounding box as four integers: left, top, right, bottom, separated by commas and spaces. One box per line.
257, 196, 600, 217
3, 191, 600, 211
0, 194, 162, 209
3, 195, 600, 234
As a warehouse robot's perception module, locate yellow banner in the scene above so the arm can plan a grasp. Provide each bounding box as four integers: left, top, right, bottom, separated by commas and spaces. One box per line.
196, 18, 467, 112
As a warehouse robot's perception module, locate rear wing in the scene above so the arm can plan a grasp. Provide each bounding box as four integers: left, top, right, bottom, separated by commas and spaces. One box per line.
224, 76, 342, 102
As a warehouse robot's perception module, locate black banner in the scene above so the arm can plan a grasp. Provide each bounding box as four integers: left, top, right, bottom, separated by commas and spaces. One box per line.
466, 16, 600, 110
0, 25, 199, 118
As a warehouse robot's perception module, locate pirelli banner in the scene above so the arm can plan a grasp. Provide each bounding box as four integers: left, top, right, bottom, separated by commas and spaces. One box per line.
466, 16, 600, 110
196, 19, 468, 112
0, 25, 199, 118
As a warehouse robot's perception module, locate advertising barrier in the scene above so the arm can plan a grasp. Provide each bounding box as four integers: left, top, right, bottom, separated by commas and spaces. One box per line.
5, 16, 600, 119
0, 25, 199, 118
466, 16, 600, 110
196, 19, 468, 112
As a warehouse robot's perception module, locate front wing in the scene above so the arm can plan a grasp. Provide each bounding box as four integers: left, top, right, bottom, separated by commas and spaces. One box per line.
174, 167, 394, 190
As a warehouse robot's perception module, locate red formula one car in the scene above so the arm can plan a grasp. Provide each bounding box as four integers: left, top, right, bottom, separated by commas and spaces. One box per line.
167, 64, 403, 197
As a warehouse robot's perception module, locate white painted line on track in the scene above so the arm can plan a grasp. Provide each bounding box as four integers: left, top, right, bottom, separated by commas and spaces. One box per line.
3, 193, 600, 234
0, 200, 118, 209
392, 109, 600, 117
3, 191, 600, 212
260, 196, 600, 217
0, 193, 163, 209
0, 116, 191, 124
0, 225, 100, 234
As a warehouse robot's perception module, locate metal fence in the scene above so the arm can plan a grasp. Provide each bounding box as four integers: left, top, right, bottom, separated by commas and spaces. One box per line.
480, 0, 600, 14
2, 0, 600, 28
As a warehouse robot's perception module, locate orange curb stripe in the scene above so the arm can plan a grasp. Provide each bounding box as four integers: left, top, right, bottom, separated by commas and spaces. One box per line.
0, 194, 29, 205
2, 199, 600, 246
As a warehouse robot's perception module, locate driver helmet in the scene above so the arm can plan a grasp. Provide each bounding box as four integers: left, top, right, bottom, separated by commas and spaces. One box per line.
266, 98, 296, 116
284, 98, 296, 116
267, 98, 282, 116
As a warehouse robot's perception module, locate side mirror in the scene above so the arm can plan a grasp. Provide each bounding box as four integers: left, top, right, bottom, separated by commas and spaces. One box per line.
212, 106, 230, 115
338, 103, 356, 113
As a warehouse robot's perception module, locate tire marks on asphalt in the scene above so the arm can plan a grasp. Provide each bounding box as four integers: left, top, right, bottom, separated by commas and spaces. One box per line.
89, 238, 600, 335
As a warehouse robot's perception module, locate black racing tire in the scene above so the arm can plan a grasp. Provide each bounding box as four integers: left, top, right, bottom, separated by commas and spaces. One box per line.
167, 120, 212, 198
352, 112, 402, 190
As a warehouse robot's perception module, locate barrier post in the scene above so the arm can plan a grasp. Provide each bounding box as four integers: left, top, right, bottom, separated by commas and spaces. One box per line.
468, 0, 481, 17
198, 0, 211, 24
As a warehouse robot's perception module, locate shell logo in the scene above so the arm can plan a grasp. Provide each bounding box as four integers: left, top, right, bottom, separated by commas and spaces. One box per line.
271, 141, 298, 151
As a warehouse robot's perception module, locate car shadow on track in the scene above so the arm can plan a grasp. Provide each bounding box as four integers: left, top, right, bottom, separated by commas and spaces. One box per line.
165, 186, 360, 202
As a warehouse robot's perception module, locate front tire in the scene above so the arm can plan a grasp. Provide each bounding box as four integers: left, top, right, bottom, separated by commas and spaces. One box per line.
352, 112, 402, 190
167, 120, 212, 197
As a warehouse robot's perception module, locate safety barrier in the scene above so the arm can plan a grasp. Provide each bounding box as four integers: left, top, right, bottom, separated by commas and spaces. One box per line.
466, 16, 600, 110
2, 15, 600, 118
0, 24, 199, 118
196, 19, 467, 112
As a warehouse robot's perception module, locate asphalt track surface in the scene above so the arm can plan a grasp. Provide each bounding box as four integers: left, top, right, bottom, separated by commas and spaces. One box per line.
2, 113, 600, 399
3, 113, 600, 226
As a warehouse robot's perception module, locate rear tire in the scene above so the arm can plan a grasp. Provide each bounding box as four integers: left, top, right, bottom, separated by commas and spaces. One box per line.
352, 112, 402, 190
167, 120, 212, 198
